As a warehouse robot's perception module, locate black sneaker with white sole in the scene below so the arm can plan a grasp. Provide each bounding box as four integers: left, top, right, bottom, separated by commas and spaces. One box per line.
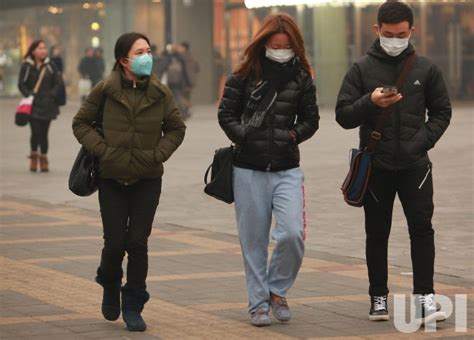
369, 295, 389, 321
415, 294, 447, 325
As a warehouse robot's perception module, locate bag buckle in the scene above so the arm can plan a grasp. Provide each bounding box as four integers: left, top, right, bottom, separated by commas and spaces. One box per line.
370, 131, 382, 141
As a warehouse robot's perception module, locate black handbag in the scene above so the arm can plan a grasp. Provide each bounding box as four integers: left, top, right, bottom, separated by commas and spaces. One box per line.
204, 145, 235, 204
68, 95, 106, 197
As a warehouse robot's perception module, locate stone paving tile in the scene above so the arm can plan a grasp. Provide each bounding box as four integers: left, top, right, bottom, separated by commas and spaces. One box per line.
1, 197, 472, 339
0, 214, 64, 225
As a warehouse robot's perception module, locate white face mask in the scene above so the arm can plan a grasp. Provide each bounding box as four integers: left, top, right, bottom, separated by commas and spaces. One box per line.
379, 35, 410, 57
265, 48, 295, 63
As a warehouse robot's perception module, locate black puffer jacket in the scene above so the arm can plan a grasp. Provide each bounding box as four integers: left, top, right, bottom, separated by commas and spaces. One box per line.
18, 57, 61, 121
218, 60, 319, 172
336, 40, 451, 170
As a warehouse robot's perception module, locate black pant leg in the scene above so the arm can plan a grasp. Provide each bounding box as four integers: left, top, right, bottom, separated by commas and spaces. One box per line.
97, 178, 129, 283
29, 118, 40, 151
125, 178, 162, 289
39, 120, 51, 154
398, 163, 435, 295
364, 168, 397, 296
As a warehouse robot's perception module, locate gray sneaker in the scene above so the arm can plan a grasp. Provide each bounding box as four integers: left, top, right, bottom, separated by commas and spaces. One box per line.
271, 295, 291, 322
415, 294, 447, 325
250, 307, 271, 327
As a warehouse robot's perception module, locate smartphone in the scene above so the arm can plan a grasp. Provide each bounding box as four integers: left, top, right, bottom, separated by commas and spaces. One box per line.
382, 85, 398, 95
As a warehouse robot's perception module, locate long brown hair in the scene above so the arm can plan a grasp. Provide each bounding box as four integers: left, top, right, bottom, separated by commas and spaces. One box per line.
234, 13, 311, 80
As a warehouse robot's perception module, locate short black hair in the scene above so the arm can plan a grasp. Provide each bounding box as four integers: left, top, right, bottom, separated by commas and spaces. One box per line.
378, 1, 414, 28
113, 32, 150, 70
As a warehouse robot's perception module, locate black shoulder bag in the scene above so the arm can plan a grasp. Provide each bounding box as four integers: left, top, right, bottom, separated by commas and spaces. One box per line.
341, 53, 416, 207
68, 95, 106, 197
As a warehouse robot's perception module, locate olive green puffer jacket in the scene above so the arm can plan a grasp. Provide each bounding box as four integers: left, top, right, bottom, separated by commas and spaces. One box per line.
72, 69, 186, 184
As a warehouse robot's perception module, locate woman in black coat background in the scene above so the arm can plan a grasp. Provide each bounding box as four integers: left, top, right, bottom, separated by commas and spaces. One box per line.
18, 40, 61, 172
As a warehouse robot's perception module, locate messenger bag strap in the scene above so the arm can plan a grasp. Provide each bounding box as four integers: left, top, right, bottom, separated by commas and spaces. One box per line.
366, 52, 416, 153
33, 66, 47, 94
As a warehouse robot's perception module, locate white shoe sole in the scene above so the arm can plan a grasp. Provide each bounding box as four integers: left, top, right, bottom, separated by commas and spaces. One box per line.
369, 314, 390, 321
251, 320, 272, 327
419, 311, 447, 325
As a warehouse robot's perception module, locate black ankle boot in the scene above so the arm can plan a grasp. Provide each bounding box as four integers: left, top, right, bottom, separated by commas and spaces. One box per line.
121, 286, 150, 331
95, 276, 121, 321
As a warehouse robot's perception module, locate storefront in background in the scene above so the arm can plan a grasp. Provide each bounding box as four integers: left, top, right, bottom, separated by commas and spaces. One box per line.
0, 0, 167, 97
1, 0, 473, 105
215, 0, 474, 105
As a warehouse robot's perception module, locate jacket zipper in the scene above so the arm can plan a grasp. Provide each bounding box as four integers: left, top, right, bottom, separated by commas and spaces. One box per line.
125, 81, 137, 186
368, 187, 379, 203
267, 103, 274, 172
394, 104, 400, 168
418, 164, 431, 189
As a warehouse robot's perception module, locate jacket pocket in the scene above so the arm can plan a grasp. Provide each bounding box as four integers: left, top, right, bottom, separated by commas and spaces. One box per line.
98, 146, 128, 177
133, 149, 157, 167
400, 125, 431, 162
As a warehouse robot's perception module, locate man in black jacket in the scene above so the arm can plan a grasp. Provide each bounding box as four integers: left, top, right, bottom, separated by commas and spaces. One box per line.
336, 1, 451, 324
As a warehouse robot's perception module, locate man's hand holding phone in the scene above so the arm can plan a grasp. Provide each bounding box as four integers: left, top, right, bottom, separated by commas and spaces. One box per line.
370, 86, 402, 108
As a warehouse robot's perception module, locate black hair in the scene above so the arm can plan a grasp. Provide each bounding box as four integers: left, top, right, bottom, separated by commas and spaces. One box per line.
150, 44, 157, 53
378, 1, 414, 28
113, 32, 151, 70
181, 41, 190, 51
24, 40, 45, 60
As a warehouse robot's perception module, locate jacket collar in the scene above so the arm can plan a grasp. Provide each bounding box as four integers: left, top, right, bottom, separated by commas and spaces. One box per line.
103, 68, 166, 105
25, 56, 51, 66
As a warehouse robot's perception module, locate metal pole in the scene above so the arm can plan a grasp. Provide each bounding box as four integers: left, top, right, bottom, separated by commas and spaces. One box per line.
224, 0, 231, 75
164, 0, 172, 44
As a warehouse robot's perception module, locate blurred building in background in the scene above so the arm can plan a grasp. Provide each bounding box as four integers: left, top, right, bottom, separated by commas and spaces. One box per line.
0, 0, 473, 105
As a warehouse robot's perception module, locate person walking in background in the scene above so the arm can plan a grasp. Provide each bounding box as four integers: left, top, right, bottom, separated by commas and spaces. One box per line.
150, 44, 161, 76
179, 41, 200, 112
73, 32, 186, 332
213, 48, 226, 102
155, 44, 191, 120
50, 45, 67, 107
49, 45, 64, 72
336, 1, 451, 324
93, 47, 105, 86
78, 47, 95, 81
218, 13, 319, 327
18, 40, 62, 172
78, 47, 95, 101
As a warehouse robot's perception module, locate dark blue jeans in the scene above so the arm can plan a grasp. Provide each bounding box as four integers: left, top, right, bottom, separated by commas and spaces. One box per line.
364, 163, 435, 296
97, 178, 161, 289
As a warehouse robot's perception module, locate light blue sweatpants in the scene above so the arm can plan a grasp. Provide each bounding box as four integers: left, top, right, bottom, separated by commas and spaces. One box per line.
233, 166, 306, 313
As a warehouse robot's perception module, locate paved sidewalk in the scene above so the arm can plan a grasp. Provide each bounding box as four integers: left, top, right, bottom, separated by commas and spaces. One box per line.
0, 196, 473, 339
0, 98, 473, 338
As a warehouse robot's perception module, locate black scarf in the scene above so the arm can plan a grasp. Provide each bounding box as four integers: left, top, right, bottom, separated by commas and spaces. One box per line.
246, 57, 299, 129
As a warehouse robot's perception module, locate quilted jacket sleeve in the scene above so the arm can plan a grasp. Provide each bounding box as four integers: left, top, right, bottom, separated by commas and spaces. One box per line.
72, 81, 107, 157
154, 87, 187, 163
217, 74, 247, 145
424, 64, 451, 148
335, 63, 379, 129
293, 71, 319, 143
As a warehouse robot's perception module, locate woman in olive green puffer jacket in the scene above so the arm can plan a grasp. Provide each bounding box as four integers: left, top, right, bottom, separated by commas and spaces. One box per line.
72, 32, 185, 332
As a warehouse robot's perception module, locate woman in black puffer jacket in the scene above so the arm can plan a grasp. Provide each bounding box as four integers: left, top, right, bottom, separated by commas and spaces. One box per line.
18, 40, 61, 172
217, 13, 319, 327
